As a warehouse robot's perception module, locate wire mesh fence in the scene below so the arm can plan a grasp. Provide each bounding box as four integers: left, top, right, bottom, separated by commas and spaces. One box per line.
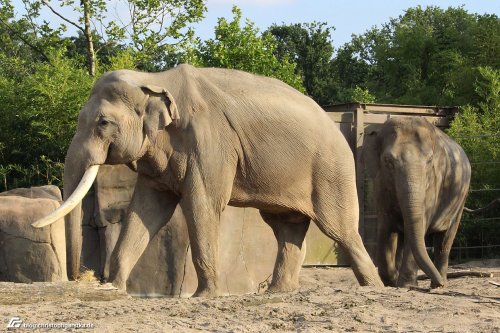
450, 134, 499, 262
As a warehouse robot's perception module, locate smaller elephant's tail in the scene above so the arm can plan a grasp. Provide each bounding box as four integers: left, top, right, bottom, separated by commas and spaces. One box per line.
464, 198, 500, 214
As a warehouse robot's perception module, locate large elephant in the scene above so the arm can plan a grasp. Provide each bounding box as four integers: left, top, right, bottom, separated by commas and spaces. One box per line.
34, 64, 383, 296
363, 117, 471, 288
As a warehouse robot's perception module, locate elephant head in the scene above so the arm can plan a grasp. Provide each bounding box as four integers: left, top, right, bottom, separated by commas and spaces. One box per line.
362, 117, 445, 287
32, 71, 180, 280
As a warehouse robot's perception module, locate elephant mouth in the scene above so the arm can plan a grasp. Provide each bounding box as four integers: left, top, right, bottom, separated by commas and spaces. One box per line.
31, 165, 100, 228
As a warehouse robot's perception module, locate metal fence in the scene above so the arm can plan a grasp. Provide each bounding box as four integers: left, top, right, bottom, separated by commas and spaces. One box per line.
450, 134, 500, 262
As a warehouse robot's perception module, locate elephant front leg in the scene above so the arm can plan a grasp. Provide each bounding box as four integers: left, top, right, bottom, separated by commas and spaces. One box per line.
375, 210, 400, 286
397, 241, 419, 288
109, 178, 179, 291
260, 212, 310, 293
180, 196, 221, 297
377, 229, 399, 287
97, 226, 107, 283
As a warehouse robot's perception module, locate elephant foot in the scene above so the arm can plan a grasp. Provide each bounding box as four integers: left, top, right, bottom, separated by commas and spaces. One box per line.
99, 276, 108, 284
396, 277, 418, 289
430, 279, 446, 289
192, 287, 220, 298
110, 277, 127, 292
266, 279, 300, 293
379, 271, 398, 287
192, 281, 219, 298
381, 277, 397, 287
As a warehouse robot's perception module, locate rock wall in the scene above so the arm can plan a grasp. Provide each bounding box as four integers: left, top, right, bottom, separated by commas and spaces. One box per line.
81, 165, 279, 296
0, 186, 67, 283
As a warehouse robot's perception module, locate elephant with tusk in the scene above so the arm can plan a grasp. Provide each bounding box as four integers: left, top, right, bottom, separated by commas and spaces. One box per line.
33, 64, 383, 296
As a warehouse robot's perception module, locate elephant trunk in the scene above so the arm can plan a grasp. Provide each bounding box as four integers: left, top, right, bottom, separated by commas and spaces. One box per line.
396, 167, 444, 287
32, 136, 100, 280
64, 152, 85, 280
64, 136, 104, 280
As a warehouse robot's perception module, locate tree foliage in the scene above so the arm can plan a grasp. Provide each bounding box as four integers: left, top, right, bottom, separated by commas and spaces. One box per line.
0, 49, 95, 189
448, 66, 500, 189
267, 22, 336, 104
187, 6, 303, 91
12, 0, 206, 73
334, 6, 500, 106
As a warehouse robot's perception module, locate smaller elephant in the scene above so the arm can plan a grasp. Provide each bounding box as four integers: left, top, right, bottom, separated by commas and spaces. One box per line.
363, 117, 471, 288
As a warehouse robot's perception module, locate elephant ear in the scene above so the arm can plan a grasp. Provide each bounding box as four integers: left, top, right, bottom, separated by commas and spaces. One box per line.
361, 125, 381, 179
140, 84, 180, 141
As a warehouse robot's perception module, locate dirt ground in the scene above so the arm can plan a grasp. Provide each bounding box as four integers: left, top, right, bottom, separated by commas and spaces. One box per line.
1, 260, 500, 332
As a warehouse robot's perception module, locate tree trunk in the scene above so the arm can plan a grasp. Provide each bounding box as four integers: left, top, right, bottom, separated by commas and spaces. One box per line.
82, 0, 95, 77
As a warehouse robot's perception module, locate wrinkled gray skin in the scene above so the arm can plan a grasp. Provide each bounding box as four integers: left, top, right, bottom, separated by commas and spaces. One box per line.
64, 64, 383, 296
363, 117, 471, 288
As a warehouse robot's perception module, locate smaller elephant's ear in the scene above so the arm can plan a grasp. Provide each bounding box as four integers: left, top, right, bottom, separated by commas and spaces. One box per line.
140, 84, 180, 141
361, 127, 381, 179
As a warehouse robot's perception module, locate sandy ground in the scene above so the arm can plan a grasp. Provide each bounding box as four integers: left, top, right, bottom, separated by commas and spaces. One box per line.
1, 260, 500, 332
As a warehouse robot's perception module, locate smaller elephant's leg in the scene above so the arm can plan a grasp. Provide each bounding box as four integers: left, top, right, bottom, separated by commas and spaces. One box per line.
376, 226, 399, 287
109, 179, 179, 290
396, 241, 419, 288
433, 216, 461, 288
97, 226, 107, 283
395, 234, 404, 273
433, 232, 448, 279
260, 211, 310, 293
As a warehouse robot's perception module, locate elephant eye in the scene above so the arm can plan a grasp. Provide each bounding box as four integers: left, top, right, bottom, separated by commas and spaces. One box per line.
98, 118, 115, 127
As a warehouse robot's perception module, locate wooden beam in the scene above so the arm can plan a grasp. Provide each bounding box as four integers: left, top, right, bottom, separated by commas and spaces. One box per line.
354, 107, 365, 238
325, 112, 354, 123
362, 114, 451, 127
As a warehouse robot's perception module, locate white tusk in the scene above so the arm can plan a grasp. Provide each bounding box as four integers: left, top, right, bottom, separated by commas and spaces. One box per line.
32, 165, 100, 228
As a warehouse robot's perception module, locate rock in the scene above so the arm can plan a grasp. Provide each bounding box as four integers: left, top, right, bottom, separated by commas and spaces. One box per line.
0, 185, 67, 283
0, 185, 62, 202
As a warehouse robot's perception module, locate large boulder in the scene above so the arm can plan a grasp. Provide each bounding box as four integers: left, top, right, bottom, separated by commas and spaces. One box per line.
0, 185, 67, 282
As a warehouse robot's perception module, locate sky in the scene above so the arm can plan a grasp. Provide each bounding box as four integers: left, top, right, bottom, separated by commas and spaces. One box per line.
198, 0, 500, 47
11, 0, 500, 49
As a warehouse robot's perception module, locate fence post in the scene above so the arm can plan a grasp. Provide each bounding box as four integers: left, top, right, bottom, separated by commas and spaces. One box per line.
354, 105, 365, 238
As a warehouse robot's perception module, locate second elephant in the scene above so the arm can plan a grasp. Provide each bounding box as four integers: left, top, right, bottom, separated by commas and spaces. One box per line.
363, 117, 471, 288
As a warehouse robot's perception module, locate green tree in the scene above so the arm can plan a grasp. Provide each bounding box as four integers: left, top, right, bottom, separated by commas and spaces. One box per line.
14, 0, 206, 74
0, 0, 63, 63
188, 6, 303, 91
267, 22, 336, 104
336, 6, 500, 106
448, 66, 500, 188
447, 66, 500, 257
0, 49, 95, 190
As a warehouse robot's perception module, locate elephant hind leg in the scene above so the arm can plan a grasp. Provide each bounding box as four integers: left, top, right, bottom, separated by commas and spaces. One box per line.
260, 211, 310, 293
312, 197, 383, 287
